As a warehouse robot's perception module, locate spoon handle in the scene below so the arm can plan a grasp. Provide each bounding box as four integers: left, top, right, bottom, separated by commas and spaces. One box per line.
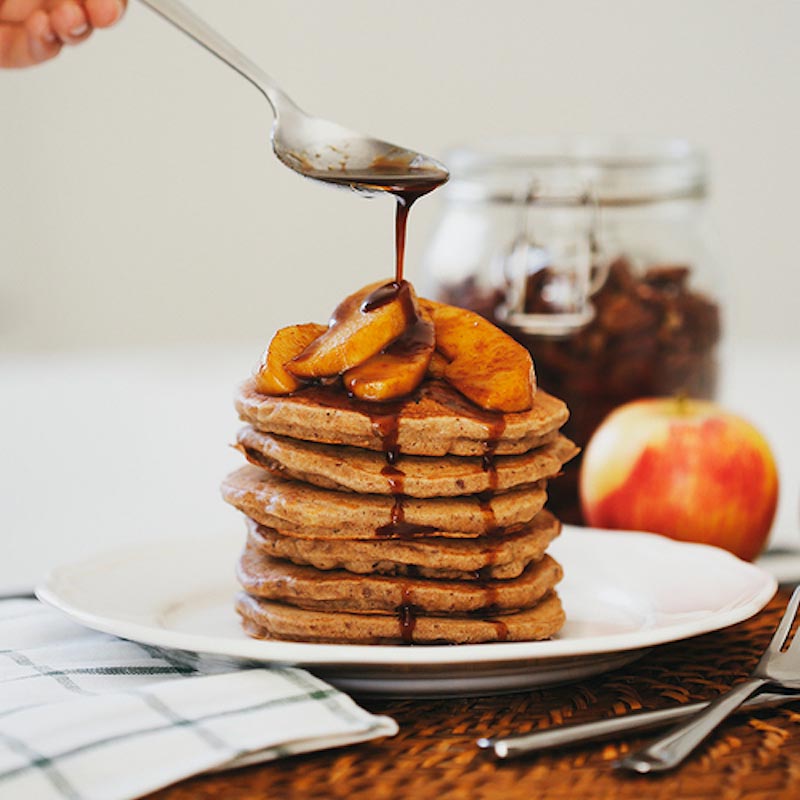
137, 0, 296, 116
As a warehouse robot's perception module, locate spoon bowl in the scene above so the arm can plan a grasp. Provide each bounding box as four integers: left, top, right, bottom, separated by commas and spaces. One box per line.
273, 106, 449, 195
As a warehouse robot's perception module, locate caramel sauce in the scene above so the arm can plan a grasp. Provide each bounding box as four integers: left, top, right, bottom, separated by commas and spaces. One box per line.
360, 280, 436, 540
361, 280, 410, 313
398, 605, 417, 644
358, 171, 445, 285
481, 416, 506, 491
376, 495, 437, 539
398, 584, 418, 644
304, 157, 446, 284
394, 193, 415, 283
476, 490, 497, 533
489, 619, 509, 642
381, 463, 405, 494
368, 406, 405, 465
384, 314, 435, 358
481, 580, 500, 612
469, 547, 509, 641
474, 413, 506, 532
474, 563, 497, 582
377, 460, 444, 538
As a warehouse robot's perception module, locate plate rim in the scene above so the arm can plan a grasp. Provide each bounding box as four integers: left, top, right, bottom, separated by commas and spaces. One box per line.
35, 525, 777, 668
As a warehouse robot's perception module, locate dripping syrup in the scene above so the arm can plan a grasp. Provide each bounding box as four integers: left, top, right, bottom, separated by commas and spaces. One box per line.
398, 584, 417, 644
470, 545, 509, 642
489, 619, 509, 642
376, 495, 437, 539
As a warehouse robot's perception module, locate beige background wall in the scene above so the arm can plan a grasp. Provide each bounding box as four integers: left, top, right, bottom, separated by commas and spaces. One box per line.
1, 0, 799, 352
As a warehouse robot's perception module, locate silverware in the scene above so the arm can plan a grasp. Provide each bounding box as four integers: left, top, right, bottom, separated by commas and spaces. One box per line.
137, 0, 448, 195
615, 586, 800, 773
477, 689, 797, 759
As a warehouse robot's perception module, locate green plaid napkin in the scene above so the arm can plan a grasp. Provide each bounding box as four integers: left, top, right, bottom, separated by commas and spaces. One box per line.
0, 599, 397, 800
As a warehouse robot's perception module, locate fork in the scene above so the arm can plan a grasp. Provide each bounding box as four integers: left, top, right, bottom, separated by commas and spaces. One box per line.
616, 586, 800, 774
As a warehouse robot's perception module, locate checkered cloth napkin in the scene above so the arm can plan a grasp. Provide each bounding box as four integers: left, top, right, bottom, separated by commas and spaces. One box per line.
0, 599, 397, 800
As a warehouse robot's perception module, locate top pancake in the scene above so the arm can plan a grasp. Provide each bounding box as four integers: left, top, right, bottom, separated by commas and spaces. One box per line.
235, 377, 568, 457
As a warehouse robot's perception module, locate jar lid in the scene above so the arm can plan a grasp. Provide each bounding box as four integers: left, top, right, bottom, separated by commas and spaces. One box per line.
444, 137, 707, 206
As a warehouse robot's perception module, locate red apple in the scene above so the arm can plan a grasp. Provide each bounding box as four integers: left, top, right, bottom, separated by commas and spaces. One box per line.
579, 397, 779, 561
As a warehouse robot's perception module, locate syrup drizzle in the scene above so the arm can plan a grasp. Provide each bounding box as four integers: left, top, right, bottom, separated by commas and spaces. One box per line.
475, 413, 506, 532
475, 415, 509, 641
397, 584, 417, 645
284, 167, 520, 642
394, 192, 418, 283
376, 495, 437, 539
489, 619, 509, 642
280, 164, 449, 645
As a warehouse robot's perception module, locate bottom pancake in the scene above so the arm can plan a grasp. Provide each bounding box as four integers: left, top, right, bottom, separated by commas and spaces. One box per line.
236, 590, 565, 645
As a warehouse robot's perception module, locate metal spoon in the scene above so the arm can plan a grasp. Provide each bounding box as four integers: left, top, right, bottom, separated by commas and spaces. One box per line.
137, 0, 449, 196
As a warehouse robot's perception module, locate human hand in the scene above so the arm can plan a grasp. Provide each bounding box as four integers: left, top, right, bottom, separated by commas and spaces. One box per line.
0, 0, 126, 68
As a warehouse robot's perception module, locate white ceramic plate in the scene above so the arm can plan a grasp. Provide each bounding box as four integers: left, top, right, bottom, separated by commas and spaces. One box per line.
37, 526, 776, 697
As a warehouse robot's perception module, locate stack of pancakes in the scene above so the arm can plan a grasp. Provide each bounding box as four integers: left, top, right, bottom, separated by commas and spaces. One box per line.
222, 378, 578, 645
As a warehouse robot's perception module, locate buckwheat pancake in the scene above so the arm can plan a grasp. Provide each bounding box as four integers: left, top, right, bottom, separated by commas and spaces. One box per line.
222, 465, 548, 540
238, 546, 562, 614
244, 512, 561, 580
237, 427, 579, 498
236, 591, 566, 644
235, 377, 568, 457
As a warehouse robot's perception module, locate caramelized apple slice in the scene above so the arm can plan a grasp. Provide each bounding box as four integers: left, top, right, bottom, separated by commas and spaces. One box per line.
288, 280, 419, 379
254, 323, 327, 395
344, 306, 435, 401
427, 350, 449, 380
420, 299, 536, 412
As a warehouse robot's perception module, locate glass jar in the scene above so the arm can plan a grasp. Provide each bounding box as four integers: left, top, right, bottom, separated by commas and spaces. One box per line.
422, 137, 722, 524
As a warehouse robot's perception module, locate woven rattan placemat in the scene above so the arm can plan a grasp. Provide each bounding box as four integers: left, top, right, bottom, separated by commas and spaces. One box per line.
149, 588, 799, 800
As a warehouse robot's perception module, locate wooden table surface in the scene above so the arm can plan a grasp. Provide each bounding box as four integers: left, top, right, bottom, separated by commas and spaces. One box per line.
148, 588, 800, 800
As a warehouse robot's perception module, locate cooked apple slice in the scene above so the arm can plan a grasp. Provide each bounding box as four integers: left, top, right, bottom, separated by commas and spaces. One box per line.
427, 350, 449, 380
420, 299, 536, 412
288, 280, 419, 379
254, 323, 327, 395
344, 306, 435, 401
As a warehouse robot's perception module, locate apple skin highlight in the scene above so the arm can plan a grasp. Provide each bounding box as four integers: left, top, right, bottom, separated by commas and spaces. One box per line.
579, 398, 779, 561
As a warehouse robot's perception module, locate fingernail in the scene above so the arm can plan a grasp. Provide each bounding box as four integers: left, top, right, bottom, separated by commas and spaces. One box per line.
70, 23, 89, 36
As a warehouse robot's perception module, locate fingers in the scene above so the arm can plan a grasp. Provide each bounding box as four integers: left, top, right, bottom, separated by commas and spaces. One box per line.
0, 0, 125, 67
25, 8, 61, 62
0, 10, 60, 67
49, 0, 91, 45
85, 0, 126, 29
0, 1, 54, 24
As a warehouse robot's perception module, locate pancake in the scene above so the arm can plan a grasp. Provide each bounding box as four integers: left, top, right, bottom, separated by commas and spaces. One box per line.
237, 546, 562, 614
244, 512, 561, 580
236, 590, 565, 644
237, 427, 579, 498
221, 465, 548, 539
235, 377, 568, 457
